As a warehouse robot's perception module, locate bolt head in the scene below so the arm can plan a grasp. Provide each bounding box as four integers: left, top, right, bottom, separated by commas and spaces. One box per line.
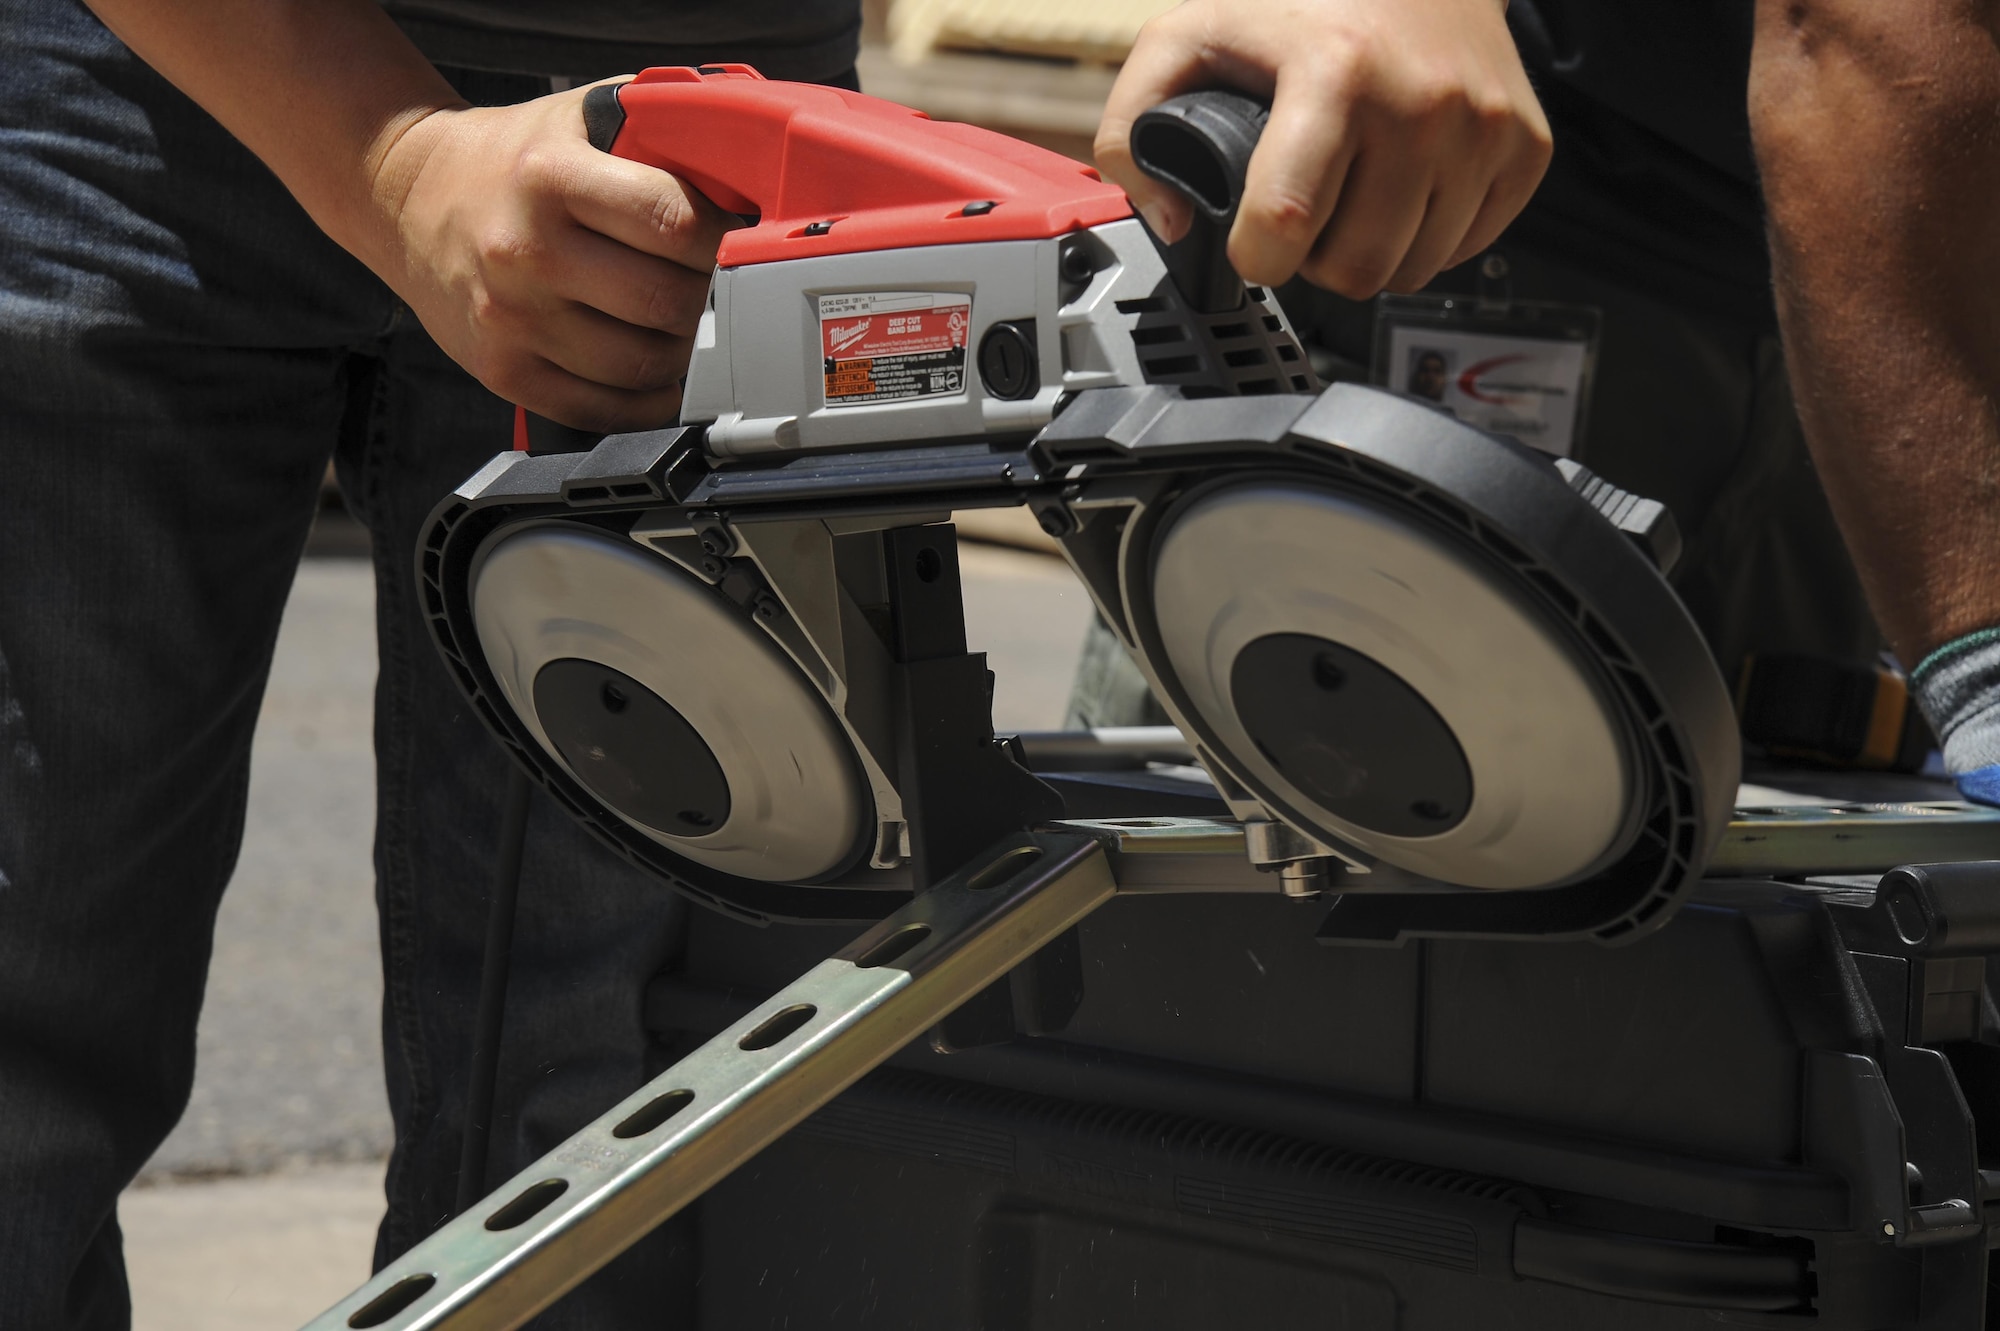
1059, 243, 1095, 285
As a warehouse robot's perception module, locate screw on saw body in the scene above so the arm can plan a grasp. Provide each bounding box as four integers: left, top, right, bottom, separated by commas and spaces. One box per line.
695, 522, 736, 558
1056, 235, 1103, 306
1058, 238, 1097, 287
750, 592, 785, 624
1034, 505, 1074, 538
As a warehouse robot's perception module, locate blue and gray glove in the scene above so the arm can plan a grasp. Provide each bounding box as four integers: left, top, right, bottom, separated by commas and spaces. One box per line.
1912, 627, 2000, 806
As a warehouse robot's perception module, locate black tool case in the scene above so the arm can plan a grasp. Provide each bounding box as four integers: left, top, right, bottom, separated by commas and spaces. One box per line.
640, 854, 2000, 1328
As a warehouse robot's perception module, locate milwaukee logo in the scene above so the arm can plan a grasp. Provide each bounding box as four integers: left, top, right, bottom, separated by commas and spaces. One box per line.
828, 321, 872, 352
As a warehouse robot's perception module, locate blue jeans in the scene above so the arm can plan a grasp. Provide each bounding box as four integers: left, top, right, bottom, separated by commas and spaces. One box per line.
0, 3, 696, 1325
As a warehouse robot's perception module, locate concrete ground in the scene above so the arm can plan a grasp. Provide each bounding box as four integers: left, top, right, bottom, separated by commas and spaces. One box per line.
123, 1164, 386, 1331
121, 530, 1092, 1330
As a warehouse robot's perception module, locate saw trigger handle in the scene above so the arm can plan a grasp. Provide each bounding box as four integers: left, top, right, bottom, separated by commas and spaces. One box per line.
1129, 91, 1269, 315
583, 82, 627, 153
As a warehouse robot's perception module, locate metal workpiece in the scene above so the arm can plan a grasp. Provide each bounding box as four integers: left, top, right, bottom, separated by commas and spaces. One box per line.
1058, 816, 1267, 894
1062, 803, 2000, 892
1715, 802, 2000, 877
1012, 726, 1195, 770
303, 830, 1116, 1331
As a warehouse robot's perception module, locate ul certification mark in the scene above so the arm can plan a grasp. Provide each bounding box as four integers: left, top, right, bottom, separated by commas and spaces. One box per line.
818, 292, 970, 407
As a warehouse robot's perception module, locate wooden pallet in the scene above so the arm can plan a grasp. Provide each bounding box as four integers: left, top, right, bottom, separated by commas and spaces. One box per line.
888, 0, 1177, 66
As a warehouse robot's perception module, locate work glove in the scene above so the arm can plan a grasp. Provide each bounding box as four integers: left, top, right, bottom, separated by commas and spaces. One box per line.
1912, 628, 2000, 807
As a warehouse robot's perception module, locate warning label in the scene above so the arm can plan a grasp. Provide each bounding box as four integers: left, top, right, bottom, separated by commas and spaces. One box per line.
817, 291, 970, 407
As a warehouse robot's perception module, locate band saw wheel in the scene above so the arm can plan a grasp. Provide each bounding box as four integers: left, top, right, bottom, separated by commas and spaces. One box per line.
1140, 475, 1644, 890
466, 521, 873, 888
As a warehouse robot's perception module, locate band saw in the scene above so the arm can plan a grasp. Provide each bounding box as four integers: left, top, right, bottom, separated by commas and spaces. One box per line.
307, 67, 2000, 1331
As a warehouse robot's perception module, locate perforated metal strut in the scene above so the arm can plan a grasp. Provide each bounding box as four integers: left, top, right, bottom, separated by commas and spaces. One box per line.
306, 831, 1116, 1331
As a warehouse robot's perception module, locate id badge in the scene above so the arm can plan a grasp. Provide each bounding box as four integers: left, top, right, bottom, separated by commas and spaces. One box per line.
1372, 293, 1600, 457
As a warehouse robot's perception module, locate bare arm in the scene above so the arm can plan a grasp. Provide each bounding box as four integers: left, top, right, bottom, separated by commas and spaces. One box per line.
1097, 0, 1552, 298
83, 0, 731, 429
1750, 0, 2000, 664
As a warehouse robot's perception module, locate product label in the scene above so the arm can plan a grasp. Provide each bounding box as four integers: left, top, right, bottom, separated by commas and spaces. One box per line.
818, 291, 970, 407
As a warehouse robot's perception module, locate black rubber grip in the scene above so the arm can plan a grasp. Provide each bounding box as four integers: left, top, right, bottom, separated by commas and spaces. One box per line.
1129, 91, 1269, 224
583, 82, 627, 154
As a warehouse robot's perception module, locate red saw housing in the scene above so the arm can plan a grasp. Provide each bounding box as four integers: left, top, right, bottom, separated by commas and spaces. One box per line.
594, 64, 1133, 267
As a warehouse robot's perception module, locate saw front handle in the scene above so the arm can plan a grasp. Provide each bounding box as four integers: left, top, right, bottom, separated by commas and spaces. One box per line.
1128, 90, 1270, 314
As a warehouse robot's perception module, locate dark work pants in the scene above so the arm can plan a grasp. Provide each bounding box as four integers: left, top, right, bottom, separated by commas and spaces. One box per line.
0, 3, 696, 1325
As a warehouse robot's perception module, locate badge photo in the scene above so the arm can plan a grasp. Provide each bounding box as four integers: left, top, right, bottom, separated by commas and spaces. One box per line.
1373, 293, 1601, 458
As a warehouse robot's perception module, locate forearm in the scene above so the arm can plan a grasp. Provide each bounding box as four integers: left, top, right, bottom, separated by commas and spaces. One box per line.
1750, 0, 2000, 665
81, 0, 465, 275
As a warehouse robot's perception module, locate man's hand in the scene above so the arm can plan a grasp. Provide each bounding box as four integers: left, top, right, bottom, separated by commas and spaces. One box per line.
366, 87, 736, 431
1096, 0, 1552, 299
81, 0, 727, 431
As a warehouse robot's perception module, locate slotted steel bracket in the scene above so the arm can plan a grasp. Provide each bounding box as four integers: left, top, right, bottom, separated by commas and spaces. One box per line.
304, 829, 1114, 1331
